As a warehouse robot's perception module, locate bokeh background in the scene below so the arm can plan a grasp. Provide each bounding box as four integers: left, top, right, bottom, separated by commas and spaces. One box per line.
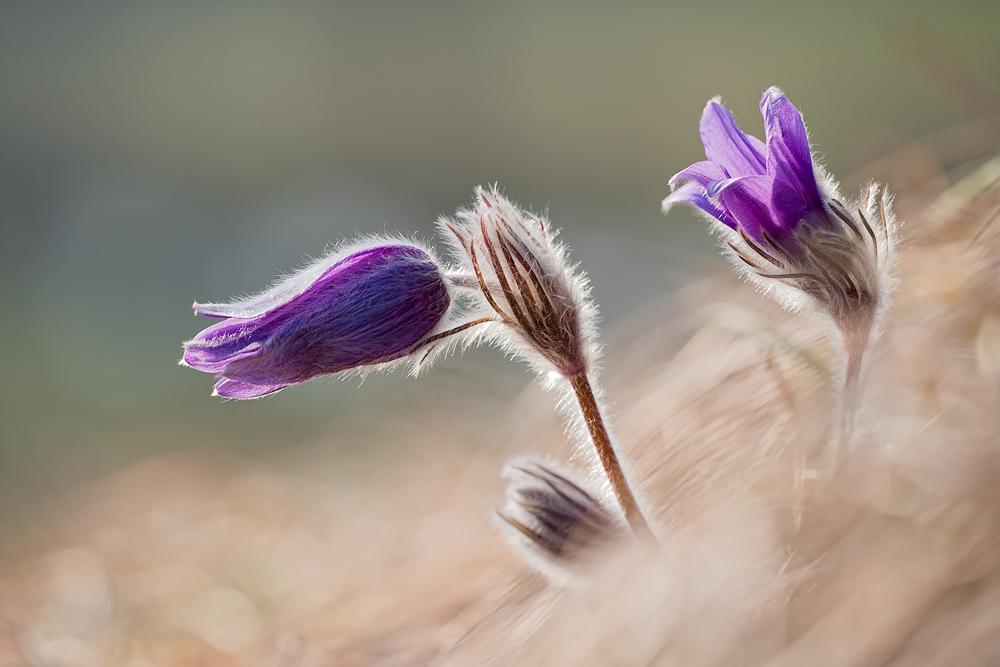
1, 0, 998, 560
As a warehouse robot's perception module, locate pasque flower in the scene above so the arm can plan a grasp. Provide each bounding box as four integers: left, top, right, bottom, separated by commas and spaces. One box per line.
663, 87, 897, 464
662, 87, 894, 325
182, 242, 451, 398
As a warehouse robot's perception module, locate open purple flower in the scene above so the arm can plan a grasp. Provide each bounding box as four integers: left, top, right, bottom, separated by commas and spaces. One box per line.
664, 87, 898, 466
662, 87, 894, 326
182, 243, 451, 398
663, 87, 832, 252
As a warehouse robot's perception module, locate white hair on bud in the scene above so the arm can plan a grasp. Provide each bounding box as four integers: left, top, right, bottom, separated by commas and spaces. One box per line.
193, 234, 447, 319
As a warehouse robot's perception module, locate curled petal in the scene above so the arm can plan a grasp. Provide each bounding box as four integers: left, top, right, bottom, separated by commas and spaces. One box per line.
669, 160, 730, 187
183, 337, 264, 374
214, 378, 289, 399
662, 181, 736, 229
182, 316, 273, 373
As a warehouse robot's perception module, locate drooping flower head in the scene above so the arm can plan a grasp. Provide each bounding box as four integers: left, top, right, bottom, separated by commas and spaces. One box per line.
495, 457, 623, 582
437, 186, 597, 379
663, 87, 895, 331
182, 241, 452, 398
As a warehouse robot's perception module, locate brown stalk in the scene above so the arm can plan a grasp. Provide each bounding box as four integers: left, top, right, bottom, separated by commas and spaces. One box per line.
569, 372, 658, 548
414, 317, 497, 350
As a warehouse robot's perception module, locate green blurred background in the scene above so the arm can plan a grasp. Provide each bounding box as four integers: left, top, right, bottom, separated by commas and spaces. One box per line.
0, 0, 997, 557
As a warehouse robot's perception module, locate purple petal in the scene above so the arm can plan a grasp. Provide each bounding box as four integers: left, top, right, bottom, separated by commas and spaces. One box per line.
669, 160, 730, 187
193, 243, 394, 320
183, 306, 300, 374
182, 318, 269, 372
214, 378, 289, 399
711, 175, 782, 243
663, 181, 737, 229
770, 177, 818, 233
184, 342, 264, 374
705, 177, 740, 199
760, 88, 824, 216
700, 100, 767, 178
193, 305, 229, 319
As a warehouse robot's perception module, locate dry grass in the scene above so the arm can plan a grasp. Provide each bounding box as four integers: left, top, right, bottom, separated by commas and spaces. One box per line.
2, 153, 1000, 665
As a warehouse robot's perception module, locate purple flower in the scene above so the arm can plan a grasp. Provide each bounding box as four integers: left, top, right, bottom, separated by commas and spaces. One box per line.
182, 243, 451, 398
663, 88, 900, 467
663, 87, 830, 251
663, 87, 895, 327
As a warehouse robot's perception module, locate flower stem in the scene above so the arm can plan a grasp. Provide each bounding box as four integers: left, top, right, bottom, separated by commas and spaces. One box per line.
413, 317, 496, 349
831, 351, 861, 470
568, 372, 658, 548
830, 318, 872, 470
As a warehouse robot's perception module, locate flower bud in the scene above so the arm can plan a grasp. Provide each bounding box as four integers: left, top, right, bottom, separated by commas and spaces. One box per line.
496, 457, 622, 578
182, 242, 451, 398
439, 186, 596, 378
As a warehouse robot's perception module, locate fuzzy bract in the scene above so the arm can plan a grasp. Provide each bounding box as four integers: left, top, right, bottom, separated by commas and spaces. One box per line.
438, 186, 597, 379
182, 243, 451, 398
495, 457, 622, 582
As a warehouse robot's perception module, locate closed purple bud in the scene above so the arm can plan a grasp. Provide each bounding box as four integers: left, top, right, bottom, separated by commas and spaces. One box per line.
182, 244, 451, 398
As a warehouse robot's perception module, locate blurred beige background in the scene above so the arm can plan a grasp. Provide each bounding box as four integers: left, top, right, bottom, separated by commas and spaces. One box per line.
0, 0, 997, 560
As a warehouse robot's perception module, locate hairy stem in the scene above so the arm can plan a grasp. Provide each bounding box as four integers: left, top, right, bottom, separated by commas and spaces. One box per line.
569, 372, 658, 548
412, 317, 496, 350
832, 349, 862, 470
831, 316, 873, 470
